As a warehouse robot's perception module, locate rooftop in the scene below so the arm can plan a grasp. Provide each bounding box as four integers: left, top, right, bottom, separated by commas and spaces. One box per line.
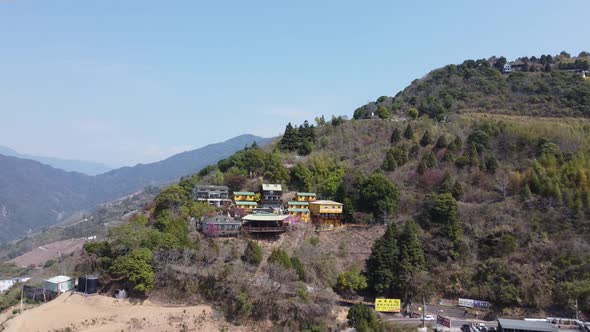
46, 275, 72, 283
233, 191, 255, 195
235, 201, 258, 206
288, 201, 309, 206
242, 214, 290, 222
288, 208, 310, 213
194, 185, 229, 191
498, 319, 558, 332
310, 200, 343, 206
296, 192, 317, 196
262, 184, 282, 191
203, 216, 240, 224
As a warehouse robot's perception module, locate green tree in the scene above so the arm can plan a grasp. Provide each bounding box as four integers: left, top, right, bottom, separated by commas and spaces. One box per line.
359, 172, 400, 220
485, 155, 499, 174
365, 223, 400, 295
390, 128, 401, 144
381, 148, 398, 171
392, 145, 408, 166
467, 130, 489, 153
337, 266, 368, 294
420, 130, 432, 146
154, 185, 189, 217
111, 247, 154, 293
268, 248, 292, 269
298, 139, 314, 156
347, 304, 378, 332
408, 108, 419, 120
243, 240, 263, 266
435, 135, 448, 149
403, 124, 414, 139
291, 256, 306, 280
289, 162, 312, 192
376, 105, 391, 119
422, 193, 463, 259
279, 122, 299, 151
398, 220, 425, 299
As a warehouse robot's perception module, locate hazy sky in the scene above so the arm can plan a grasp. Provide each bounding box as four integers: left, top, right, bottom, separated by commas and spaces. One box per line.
1, 0, 588, 166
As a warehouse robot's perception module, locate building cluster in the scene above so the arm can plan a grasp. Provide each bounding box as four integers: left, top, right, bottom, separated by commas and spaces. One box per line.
195, 184, 344, 237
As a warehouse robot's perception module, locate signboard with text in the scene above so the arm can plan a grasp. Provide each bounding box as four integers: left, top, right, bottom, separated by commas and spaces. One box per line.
437, 315, 451, 328
374, 298, 401, 312
458, 298, 491, 309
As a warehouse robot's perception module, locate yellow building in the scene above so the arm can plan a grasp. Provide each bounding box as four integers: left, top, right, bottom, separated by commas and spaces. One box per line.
234, 191, 256, 202
287, 201, 310, 222
235, 201, 258, 212
295, 192, 317, 202
309, 200, 343, 230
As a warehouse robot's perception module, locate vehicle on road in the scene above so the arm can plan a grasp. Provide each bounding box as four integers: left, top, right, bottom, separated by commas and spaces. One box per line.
424, 315, 435, 321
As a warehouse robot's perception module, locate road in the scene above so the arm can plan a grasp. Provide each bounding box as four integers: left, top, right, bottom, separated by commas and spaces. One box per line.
383, 316, 498, 331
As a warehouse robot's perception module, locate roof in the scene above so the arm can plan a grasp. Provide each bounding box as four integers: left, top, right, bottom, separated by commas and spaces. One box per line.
203, 216, 241, 224
309, 200, 343, 206
288, 208, 310, 213
262, 184, 282, 191
194, 185, 229, 191
296, 192, 317, 196
288, 201, 309, 206
233, 191, 255, 195
498, 319, 557, 332
235, 201, 258, 206
46, 275, 72, 283
242, 214, 290, 222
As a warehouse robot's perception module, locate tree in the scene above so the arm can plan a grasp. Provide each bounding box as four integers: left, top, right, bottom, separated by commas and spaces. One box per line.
435, 135, 448, 149
485, 155, 499, 174
347, 304, 378, 331
382, 148, 398, 171
337, 267, 368, 294
365, 223, 400, 295
494, 56, 507, 71
408, 108, 419, 120
420, 130, 432, 146
403, 124, 414, 139
359, 172, 400, 220
398, 220, 425, 299
111, 247, 154, 293
290, 162, 312, 192
422, 193, 463, 259
467, 130, 489, 153
390, 128, 401, 144
154, 185, 189, 217
279, 122, 299, 151
298, 139, 314, 156
376, 105, 391, 119
243, 240, 263, 266
392, 145, 408, 166
268, 248, 292, 269
291, 256, 306, 280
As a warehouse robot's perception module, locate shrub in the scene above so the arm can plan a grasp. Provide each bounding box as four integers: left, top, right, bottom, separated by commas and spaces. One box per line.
347, 303, 378, 331
268, 248, 292, 269
408, 108, 419, 120
336, 267, 367, 294
243, 240, 263, 266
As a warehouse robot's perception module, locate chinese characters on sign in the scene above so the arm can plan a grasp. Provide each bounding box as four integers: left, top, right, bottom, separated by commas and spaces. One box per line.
375, 298, 401, 312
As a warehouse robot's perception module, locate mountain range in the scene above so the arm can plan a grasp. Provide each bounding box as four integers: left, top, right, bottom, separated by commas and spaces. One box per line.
0, 145, 114, 176
0, 134, 272, 243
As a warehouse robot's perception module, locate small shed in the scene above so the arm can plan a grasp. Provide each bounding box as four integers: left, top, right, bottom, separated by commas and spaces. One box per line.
44, 275, 74, 293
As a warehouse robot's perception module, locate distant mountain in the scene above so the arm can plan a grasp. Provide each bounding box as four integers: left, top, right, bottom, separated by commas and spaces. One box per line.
0, 145, 113, 175
0, 134, 272, 243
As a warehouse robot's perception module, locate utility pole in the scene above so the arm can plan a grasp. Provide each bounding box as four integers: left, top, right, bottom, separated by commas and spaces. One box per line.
20, 283, 24, 311
422, 295, 426, 328
575, 298, 579, 320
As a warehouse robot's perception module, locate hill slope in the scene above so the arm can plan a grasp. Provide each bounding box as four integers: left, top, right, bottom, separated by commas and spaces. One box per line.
0, 134, 272, 243
0, 145, 113, 175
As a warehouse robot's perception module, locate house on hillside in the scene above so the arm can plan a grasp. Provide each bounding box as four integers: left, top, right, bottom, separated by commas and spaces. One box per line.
241, 213, 289, 234
235, 201, 258, 212
309, 200, 343, 231
0, 277, 31, 293
287, 201, 310, 223
260, 184, 282, 209
497, 319, 557, 332
295, 192, 317, 202
201, 215, 242, 237
233, 191, 256, 202
43, 275, 74, 293
192, 185, 232, 207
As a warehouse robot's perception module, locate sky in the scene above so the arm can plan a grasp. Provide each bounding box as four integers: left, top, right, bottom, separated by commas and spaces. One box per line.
1, 0, 589, 167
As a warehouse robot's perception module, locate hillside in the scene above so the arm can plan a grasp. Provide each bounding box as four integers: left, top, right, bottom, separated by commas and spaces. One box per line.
354, 53, 590, 120
0, 134, 272, 243
0, 145, 113, 175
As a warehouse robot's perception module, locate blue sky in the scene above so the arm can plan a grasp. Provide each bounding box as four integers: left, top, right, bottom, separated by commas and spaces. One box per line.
1, 0, 588, 166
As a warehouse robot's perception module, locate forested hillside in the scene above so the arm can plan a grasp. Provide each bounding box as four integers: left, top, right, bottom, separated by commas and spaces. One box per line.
78, 54, 590, 330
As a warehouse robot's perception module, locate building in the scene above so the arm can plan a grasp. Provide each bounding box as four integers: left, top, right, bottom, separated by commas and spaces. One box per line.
287, 201, 310, 222
234, 191, 256, 202
503, 63, 513, 73
261, 184, 283, 209
309, 200, 343, 230
201, 215, 242, 237
43, 276, 74, 293
497, 319, 557, 332
241, 213, 289, 233
295, 192, 317, 202
235, 201, 258, 212
192, 185, 232, 207
0, 277, 31, 293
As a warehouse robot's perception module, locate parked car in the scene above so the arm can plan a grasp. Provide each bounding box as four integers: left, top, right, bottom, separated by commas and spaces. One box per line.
424, 315, 435, 321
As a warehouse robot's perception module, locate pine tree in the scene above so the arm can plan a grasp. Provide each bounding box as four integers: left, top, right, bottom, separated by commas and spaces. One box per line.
393, 145, 408, 166
435, 135, 448, 149
417, 160, 426, 175
382, 148, 398, 171
365, 223, 400, 295
280, 122, 298, 151
398, 220, 425, 298
420, 130, 432, 147
404, 124, 414, 140
451, 181, 463, 200
390, 128, 402, 144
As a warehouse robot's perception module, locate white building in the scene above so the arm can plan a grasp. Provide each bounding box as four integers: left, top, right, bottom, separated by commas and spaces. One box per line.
43, 275, 74, 293
0, 277, 31, 293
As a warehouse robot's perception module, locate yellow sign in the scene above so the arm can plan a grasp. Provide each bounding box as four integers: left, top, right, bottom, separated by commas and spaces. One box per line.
375, 298, 401, 312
